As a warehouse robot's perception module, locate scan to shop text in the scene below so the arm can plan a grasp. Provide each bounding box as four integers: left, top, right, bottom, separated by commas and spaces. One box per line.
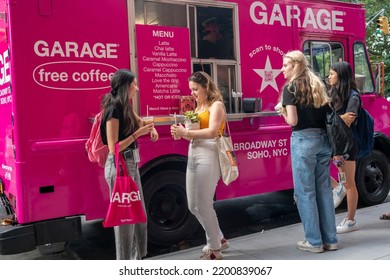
250, 1, 344, 31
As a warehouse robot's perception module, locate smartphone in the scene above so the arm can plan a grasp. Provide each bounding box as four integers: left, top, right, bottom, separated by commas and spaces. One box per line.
173, 113, 181, 140
338, 172, 346, 184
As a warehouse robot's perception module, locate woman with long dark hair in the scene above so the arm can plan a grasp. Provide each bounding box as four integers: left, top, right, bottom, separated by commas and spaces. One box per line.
100, 69, 159, 259
328, 61, 360, 234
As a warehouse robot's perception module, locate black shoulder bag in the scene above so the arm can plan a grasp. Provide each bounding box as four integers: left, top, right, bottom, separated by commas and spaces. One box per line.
325, 106, 354, 156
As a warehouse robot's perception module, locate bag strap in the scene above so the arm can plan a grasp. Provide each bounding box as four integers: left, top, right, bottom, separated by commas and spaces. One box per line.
220, 103, 231, 136
346, 90, 362, 110
225, 118, 231, 136
115, 143, 129, 177
346, 90, 362, 125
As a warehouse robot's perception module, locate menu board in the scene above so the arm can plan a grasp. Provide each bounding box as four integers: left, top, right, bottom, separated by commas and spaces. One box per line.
136, 25, 191, 116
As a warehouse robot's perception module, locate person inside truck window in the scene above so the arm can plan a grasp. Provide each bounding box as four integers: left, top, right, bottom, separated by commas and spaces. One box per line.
100, 69, 159, 260
198, 18, 223, 59
328, 61, 360, 234
170, 71, 229, 260
281, 50, 337, 253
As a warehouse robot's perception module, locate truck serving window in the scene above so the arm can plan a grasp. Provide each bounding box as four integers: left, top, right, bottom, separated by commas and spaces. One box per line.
135, 1, 186, 27
195, 7, 234, 60
353, 42, 374, 94
135, 1, 238, 112
135, 1, 235, 61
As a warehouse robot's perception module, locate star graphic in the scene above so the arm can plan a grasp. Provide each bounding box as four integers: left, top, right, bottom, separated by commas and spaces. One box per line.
253, 56, 281, 93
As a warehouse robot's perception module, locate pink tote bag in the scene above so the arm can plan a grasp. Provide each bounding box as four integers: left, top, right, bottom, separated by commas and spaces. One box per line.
102, 144, 146, 227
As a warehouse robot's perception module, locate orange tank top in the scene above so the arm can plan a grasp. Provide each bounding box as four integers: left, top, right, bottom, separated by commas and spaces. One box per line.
197, 109, 225, 136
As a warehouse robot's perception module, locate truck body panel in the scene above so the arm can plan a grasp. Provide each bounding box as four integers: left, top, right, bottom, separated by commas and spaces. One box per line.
1, 0, 389, 254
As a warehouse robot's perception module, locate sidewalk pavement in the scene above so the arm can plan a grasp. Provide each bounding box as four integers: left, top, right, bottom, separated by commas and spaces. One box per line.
148, 201, 390, 260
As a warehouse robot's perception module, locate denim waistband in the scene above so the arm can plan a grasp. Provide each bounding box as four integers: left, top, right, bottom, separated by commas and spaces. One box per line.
190, 138, 217, 145
292, 128, 326, 136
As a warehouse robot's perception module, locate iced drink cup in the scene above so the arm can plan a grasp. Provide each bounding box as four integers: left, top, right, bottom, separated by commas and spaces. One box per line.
142, 116, 154, 125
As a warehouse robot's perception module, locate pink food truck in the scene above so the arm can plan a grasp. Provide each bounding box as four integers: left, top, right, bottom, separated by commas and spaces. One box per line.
1, 0, 389, 255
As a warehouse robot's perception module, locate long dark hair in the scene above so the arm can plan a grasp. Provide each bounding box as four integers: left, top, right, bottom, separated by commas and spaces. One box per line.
329, 61, 358, 111
101, 69, 139, 135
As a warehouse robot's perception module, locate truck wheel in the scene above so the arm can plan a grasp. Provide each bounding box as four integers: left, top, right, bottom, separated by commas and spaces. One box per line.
143, 169, 199, 246
37, 242, 68, 255
356, 150, 390, 206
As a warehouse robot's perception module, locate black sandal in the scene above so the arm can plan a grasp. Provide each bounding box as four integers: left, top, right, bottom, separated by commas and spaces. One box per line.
379, 214, 390, 220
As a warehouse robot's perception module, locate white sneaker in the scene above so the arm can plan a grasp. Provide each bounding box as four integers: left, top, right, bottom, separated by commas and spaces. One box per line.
337, 218, 358, 234
200, 249, 223, 260
297, 240, 324, 253
324, 243, 338, 251
333, 183, 346, 208
202, 238, 229, 253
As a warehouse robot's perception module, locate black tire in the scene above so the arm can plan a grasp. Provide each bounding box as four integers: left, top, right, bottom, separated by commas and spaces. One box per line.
37, 242, 68, 255
356, 150, 390, 206
143, 169, 199, 246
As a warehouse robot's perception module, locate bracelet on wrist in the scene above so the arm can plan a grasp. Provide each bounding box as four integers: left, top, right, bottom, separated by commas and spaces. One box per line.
186, 129, 190, 137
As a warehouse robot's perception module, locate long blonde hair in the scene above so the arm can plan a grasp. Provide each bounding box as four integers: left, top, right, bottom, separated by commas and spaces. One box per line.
283, 50, 329, 108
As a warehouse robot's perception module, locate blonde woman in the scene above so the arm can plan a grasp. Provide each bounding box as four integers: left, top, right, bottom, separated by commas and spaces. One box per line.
281, 50, 337, 253
170, 71, 229, 260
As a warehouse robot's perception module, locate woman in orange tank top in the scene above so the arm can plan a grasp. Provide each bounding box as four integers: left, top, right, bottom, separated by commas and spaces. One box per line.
170, 71, 228, 260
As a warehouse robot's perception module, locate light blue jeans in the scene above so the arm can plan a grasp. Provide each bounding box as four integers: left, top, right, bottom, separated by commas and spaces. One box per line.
105, 153, 147, 260
186, 138, 224, 250
291, 128, 337, 246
